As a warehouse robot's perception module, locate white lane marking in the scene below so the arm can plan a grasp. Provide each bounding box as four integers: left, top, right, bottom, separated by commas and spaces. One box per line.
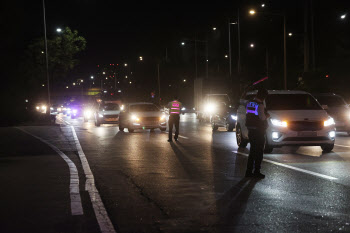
70, 126, 117, 233
233, 151, 338, 181
56, 115, 71, 125
335, 144, 350, 148
16, 127, 83, 215
173, 134, 189, 139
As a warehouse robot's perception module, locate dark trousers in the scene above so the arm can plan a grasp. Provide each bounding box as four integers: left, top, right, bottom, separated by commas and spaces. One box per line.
168, 114, 180, 140
246, 129, 265, 173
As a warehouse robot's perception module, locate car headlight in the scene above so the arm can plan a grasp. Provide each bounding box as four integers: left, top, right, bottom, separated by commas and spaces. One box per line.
204, 103, 216, 113
84, 110, 92, 117
324, 117, 335, 127
181, 107, 186, 111
41, 105, 47, 110
270, 118, 288, 127
36, 106, 40, 110
72, 109, 78, 114
231, 115, 237, 120
160, 115, 166, 121
98, 113, 103, 118
120, 105, 125, 110
57, 108, 62, 112
131, 115, 140, 121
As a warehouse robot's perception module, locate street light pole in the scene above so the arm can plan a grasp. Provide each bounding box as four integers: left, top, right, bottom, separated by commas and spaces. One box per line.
283, 15, 287, 90
157, 64, 161, 105
194, 39, 198, 79
228, 19, 232, 78
237, 8, 241, 76
42, 0, 51, 110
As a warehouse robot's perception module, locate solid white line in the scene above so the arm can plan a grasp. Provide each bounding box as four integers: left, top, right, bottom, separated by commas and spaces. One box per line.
335, 144, 350, 148
16, 127, 83, 215
70, 126, 117, 233
233, 151, 338, 181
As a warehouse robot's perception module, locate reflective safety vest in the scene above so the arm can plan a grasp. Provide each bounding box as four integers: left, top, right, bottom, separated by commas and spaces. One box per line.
169, 100, 182, 115
245, 100, 267, 130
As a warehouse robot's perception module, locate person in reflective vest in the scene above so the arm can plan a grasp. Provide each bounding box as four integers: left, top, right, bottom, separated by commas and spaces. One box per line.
167, 97, 182, 142
245, 88, 269, 179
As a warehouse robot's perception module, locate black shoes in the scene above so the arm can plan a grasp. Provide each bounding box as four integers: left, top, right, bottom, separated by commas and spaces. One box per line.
174, 137, 178, 141
168, 139, 173, 142
245, 171, 265, 179
253, 172, 265, 179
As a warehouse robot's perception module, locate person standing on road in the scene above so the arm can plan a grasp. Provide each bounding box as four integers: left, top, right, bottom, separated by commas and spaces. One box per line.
167, 97, 182, 142
245, 88, 270, 179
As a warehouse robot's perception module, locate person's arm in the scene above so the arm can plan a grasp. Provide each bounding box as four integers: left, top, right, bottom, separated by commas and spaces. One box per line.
258, 104, 267, 121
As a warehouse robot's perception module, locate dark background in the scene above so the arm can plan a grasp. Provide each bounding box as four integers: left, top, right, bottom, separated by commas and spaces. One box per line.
1, 0, 350, 112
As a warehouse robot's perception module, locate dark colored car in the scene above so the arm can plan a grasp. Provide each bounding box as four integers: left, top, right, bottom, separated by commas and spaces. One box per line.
211, 102, 237, 131
313, 93, 350, 135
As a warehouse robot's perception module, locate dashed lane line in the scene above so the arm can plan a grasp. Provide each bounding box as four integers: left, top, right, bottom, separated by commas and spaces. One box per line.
16, 127, 83, 215
233, 151, 338, 181
335, 144, 350, 148
70, 126, 117, 233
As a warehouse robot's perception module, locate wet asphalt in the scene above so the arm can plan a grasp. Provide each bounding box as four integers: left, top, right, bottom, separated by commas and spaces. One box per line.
2, 113, 350, 232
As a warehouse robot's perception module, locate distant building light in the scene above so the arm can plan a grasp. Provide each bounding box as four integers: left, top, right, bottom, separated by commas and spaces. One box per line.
261, 3, 265, 7
91, 76, 94, 79
103, 72, 106, 74
341, 14, 346, 19
224, 54, 228, 58
213, 27, 217, 31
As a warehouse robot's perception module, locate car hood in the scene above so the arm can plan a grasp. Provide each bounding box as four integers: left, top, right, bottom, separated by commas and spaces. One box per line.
98, 110, 120, 115
130, 111, 163, 117
268, 110, 329, 121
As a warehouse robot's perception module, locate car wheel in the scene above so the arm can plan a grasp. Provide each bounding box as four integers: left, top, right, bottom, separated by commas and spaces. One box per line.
128, 128, 134, 133
236, 124, 248, 148
226, 123, 234, 132
321, 144, 334, 153
160, 127, 166, 132
119, 127, 124, 132
212, 122, 218, 131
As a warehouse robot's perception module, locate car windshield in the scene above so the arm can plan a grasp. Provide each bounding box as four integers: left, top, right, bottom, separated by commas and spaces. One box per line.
101, 103, 119, 111
130, 104, 159, 112
266, 94, 322, 110
315, 95, 347, 107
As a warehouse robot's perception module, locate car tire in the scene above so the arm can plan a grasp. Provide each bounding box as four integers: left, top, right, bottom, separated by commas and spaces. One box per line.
119, 127, 124, 132
160, 127, 166, 132
321, 144, 334, 153
236, 124, 248, 148
226, 123, 235, 132
212, 122, 218, 131
128, 128, 134, 133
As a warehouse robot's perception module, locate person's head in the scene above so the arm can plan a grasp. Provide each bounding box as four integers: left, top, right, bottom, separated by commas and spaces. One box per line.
256, 88, 268, 100
173, 96, 179, 101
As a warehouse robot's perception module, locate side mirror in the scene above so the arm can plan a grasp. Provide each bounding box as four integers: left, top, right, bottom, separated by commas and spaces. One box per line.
322, 105, 328, 110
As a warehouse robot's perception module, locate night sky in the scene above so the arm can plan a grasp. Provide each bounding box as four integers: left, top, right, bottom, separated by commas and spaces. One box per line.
1, 0, 350, 101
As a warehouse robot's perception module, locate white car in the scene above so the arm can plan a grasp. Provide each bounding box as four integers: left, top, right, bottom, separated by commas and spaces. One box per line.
119, 102, 167, 132
94, 103, 120, 126
236, 90, 336, 153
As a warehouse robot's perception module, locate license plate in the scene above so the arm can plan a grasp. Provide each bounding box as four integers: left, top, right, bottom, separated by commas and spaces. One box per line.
106, 118, 118, 122
298, 131, 317, 137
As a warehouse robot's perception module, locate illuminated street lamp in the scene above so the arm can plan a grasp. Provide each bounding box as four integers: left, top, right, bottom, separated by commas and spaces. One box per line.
91, 76, 94, 79
288, 32, 293, 37
124, 63, 128, 67
102, 72, 105, 74
66, 86, 69, 89
73, 82, 76, 86
225, 54, 228, 58
183, 79, 186, 82
341, 14, 347, 19
261, 3, 265, 8
213, 27, 217, 31
56, 28, 62, 33
181, 42, 185, 46
139, 56, 143, 61
250, 43, 255, 48
249, 10, 256, 15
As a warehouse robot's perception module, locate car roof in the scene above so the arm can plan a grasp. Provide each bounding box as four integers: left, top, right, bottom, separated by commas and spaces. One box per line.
246, 90, 311, 95
312, 93, 340, 97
